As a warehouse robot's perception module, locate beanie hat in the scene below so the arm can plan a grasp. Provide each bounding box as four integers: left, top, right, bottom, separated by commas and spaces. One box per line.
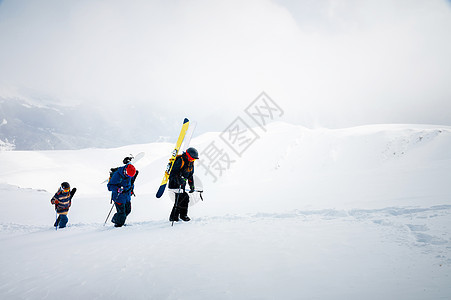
125, 164, 136, 177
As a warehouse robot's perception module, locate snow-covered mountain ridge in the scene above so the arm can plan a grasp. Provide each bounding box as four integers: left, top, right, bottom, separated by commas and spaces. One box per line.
2, 122, 450, 192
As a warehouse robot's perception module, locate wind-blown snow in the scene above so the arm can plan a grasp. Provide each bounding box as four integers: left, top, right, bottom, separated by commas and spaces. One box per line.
0, 122, 450, 299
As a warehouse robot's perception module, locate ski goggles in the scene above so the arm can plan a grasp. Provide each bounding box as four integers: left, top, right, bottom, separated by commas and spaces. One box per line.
61, 187, 70, 193
186, 151, 197, 161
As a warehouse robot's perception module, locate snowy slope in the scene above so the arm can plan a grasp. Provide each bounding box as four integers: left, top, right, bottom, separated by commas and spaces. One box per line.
0, 123, 450, 299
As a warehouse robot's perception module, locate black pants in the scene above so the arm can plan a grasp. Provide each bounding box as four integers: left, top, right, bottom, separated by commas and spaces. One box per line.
112, 201, 131, 227
170, 192, 190, 221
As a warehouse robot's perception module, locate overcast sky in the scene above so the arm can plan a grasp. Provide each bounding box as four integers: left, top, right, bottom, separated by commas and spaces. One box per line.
0, 0, 450, 129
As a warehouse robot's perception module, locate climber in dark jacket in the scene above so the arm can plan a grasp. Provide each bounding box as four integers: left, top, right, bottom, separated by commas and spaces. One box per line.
169, 147, 199, 222
107, 164, 137, 227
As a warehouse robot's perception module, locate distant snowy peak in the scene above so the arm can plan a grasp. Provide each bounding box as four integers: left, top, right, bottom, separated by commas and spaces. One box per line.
380, 128, 445, 160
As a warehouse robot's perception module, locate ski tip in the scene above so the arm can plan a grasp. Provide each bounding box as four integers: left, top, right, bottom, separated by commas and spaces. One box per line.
183, 118, 189, 124
132, 152, 145, 161
156, 184, 167, 198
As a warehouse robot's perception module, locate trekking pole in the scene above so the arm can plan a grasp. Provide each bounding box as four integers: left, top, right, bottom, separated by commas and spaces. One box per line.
104, 189, 122, 226
104, 203, 115, 226
55, 211, 59, 231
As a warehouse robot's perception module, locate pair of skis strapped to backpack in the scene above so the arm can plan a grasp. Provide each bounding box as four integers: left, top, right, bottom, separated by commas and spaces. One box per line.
156, 118, 196, 198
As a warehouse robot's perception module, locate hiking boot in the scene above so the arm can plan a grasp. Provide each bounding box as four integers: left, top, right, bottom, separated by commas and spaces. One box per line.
180, 216, 190, 222
169, 216, 179, 222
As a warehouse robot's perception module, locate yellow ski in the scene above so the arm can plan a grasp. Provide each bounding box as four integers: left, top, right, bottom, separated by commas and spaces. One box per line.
156, 118, 190, 198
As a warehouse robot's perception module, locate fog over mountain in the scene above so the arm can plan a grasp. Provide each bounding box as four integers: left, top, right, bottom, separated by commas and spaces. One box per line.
0, 96, 176, 150
1, 0, 451, 150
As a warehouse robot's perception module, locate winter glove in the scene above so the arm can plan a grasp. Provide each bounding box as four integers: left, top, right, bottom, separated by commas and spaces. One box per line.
70, 188, 77, 198
54, 199, 59, 205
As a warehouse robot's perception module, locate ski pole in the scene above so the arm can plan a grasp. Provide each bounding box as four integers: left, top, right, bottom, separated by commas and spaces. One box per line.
55, 211, 59, 231
104, 190, 122, 226
104, 203, 115, 226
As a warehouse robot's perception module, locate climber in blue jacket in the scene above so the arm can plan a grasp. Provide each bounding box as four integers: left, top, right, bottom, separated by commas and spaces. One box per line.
107, 164, 137, 227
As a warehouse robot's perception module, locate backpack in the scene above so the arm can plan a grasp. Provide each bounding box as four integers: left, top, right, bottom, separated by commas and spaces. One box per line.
107, 166, 139, 190
176, 154, 184, 169
108, 167, 119, 184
